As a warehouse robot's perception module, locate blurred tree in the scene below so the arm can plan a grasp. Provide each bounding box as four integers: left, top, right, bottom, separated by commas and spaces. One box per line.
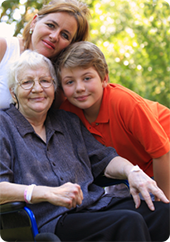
0, 0, 46, 36
89, 0, 170, 107
0, 0, 170, 106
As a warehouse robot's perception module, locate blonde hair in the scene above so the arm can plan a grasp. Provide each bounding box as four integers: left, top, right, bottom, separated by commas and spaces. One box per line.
8, 50, 58, 95
55, 41, 109, 87
23, 0, 90, 52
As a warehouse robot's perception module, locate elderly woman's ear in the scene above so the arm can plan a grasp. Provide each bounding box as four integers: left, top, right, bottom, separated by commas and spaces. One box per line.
9, 88, 17, 103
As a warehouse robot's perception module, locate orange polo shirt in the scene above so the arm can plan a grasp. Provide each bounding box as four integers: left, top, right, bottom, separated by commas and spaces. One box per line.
60, 83, 170, 177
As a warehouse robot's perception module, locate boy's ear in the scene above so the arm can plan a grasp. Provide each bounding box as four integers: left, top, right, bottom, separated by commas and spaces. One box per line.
102, 74, 109, 88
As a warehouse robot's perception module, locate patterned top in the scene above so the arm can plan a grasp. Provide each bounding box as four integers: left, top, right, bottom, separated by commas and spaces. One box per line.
0, 104, 118, 233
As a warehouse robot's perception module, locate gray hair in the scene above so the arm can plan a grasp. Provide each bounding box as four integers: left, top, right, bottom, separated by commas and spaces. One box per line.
8, 50, 58, 95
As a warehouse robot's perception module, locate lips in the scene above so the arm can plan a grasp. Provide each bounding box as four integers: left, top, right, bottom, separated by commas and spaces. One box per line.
30, 97, 45, 102
75, 95, 88, 101
42, 39, 55, 50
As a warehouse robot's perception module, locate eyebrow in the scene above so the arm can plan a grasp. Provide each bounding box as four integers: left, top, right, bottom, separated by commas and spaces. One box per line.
62, 75, 73, 81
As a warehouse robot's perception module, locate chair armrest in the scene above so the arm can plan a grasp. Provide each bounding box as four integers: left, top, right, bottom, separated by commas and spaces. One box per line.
0, 201, 26, 214
0, 202, 39, 238
94, 175, 129, 188
0, 202, 61, 241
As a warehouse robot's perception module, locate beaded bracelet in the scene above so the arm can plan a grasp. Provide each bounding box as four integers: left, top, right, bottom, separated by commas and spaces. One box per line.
24, 184, 36, 204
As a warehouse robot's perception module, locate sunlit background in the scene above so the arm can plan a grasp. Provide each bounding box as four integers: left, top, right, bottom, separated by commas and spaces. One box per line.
0, 22, 15, 37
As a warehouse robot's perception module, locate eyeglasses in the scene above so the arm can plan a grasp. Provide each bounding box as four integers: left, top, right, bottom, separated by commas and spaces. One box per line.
18, 76, 54, 90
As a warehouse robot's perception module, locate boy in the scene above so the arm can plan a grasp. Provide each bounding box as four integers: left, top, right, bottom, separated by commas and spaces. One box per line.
55, 41, 170, 199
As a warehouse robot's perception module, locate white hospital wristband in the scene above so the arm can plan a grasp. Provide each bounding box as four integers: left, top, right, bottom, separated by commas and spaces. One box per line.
24, 184, 36, 204
130, 165, 141, 173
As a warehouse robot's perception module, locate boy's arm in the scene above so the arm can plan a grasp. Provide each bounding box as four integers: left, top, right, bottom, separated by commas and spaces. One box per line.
153, 150, 170, 200
104, 156, 169, 211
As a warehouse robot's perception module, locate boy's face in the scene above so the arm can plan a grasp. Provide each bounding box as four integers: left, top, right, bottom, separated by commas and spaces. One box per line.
60, 66, 107, 119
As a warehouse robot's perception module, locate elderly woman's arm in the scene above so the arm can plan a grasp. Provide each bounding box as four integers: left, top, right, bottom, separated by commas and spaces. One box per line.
0, 181, 83, 209
104, 156, 169, 211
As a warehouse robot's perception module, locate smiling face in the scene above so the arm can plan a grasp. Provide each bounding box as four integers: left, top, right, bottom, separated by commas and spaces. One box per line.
29, 12, 78, 59
61, 66, 108, 121
14, 65, 55, 120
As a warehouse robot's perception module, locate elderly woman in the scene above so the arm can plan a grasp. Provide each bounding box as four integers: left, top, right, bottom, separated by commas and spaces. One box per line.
0, 51, 169, 241
0, 0, 90, 109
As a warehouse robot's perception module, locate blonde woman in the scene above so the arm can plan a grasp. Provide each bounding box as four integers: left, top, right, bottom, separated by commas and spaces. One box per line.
0, 0, 90, 108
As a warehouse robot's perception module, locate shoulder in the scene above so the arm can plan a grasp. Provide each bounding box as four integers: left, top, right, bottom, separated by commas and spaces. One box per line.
50, 108, 82, 125
49, 109, 90, 139
108, 84, 141, 100
0, 108, 12, 133
106, 84, 157, 122
60, 99, 82, 116
60, 99, 72, 110
108, 83, 147, 108
0, 108, 9, 118
0, 37, 20, 64
0, 37, 7, 62
0, 105, 20, 125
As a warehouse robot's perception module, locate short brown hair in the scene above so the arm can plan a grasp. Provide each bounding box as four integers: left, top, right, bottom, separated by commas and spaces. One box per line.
55, 41, 109, 87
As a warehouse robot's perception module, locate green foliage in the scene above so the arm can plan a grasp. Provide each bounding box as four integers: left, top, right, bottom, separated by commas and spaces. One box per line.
0, 0, 170, 106
89, 0, 170, 107
1, 0, 45, 35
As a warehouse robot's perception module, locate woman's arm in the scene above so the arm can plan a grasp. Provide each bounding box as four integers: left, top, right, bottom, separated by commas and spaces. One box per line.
153, 151, 170, 200
0, 37, 7, 62
104, 156, 169, 211
0, 181, 83, 209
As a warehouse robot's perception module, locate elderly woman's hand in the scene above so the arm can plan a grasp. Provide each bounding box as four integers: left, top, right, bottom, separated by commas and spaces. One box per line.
104, 156, 170, 211
35, 182, 84, 209
128, 168, 169, 211
0, 182, 83, 209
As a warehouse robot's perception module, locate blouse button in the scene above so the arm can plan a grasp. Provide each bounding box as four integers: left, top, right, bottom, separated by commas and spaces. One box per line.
52, 162, 56, 166
96, 123, 99, 125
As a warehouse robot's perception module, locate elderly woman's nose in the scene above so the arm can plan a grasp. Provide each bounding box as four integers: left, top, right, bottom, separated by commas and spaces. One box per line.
32, 81, 43, 91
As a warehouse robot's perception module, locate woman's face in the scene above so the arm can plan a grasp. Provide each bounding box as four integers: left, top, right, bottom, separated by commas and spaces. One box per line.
15, 65, 55, 119
30, 12, 78, 59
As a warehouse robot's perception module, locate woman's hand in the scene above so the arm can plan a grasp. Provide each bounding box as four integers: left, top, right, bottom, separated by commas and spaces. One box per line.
0, 182, 83, 209
32, 182, 83, 209
104, 156, 169, 211
128, 168, 169, 211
